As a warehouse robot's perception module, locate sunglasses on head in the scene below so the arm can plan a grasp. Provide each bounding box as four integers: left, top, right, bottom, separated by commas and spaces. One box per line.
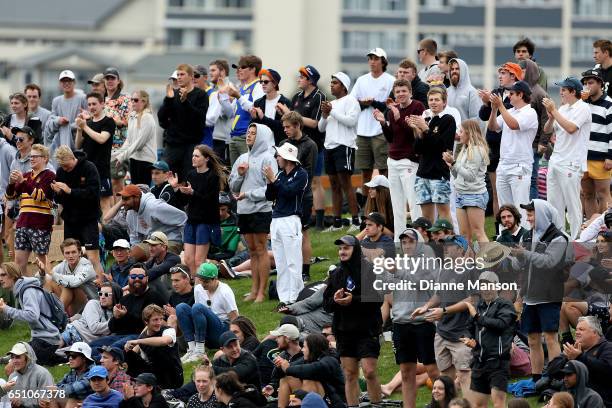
170, 266, 190, 277
130, 274, 145, 280
98, 291, 112, 297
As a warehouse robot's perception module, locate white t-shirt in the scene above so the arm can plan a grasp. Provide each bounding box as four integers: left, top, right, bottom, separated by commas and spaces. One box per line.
549, 99, 592, 171
350, 72, 396, 137
319, 94, 360, 149
497, 104, 538, 166
194, 281, 238, 321
264, 95, 281, 119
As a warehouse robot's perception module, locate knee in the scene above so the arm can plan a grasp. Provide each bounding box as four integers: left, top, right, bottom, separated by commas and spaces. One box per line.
527, 334, 542, 348
191, 303, 206, 315
362, 366, 379, 381
343, 368, 359, 382
175, 303, 190, 315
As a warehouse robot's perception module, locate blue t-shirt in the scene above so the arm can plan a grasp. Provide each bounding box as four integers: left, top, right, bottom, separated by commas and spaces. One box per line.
82, 389, 123, 408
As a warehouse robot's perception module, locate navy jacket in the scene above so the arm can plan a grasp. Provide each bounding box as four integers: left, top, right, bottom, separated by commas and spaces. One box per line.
265, 165, 308, 219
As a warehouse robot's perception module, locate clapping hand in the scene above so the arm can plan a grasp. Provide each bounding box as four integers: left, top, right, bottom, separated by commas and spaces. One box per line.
263, 165, 276, 183
178, 182, 194, 195
168, 171, 180, 189
442, 151, 454, 167
373, 109, 385, 124
460, 337, 477, 348
478, 89, 491, 104
542, 97, 556, 114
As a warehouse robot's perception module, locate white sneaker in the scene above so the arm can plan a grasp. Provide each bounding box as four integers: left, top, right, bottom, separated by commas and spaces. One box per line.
323, 225, 343, 233
347, 224, 360, 233
180, 350, 194, 363
184, 352, 206, 364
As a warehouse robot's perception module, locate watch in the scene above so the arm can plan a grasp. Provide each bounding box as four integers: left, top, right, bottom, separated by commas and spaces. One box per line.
442, 306, 447, 315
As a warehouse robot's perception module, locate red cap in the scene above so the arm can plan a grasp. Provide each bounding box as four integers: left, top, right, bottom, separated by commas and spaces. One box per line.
119, 184, 142, 198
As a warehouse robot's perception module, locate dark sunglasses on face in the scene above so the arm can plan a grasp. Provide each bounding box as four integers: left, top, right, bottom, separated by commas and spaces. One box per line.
67, 353, 81, 359
260, 80, 271, 85
131, 98, 140, 103
194, 73, 201, 79
130, 274, 145, 280
14, 137, 25, 143
98, 291, 112, 297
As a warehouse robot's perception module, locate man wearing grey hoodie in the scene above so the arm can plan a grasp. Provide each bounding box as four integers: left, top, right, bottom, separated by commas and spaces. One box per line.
0, 267, 63, 366
561, 360, 605, 408
0, 342, 54, 408
447, 58, 482, 122
229, 123, 277, 302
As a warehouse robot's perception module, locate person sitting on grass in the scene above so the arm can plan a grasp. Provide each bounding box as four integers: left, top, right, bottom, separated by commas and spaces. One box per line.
107, 239, 135, 289
40, 238, 97, 315
124, 304, 183, 389
98, 346, 131, 394
0, 342, 54, 408
425, 376, 457, 408
120, 373, 169, 408
214, 371, 266, 408
277, 333, 345, 408
81, 366, 123, 408
176, 263, 238, 363
163, 264, 194, 329
186, 365, 217, 408
59, 282, 122, 347
54, 342, 96, 407
205, 331, 261, 388
0, 262, 64, 366
262, 324, 304, 404
143, 231, 181, 299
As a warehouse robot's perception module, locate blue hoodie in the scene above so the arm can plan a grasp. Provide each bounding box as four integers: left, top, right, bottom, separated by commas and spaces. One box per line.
82, 389, 123, 408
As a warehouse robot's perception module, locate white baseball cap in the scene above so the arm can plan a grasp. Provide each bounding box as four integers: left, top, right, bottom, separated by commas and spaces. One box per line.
332, 72, 351, 92
169, 70, 178, 80
275, 143, 300, 164
365, 174, 390, 189
270, 324, 300, 340
367, 48, 387, 59
112, 239, 130, 250
59, 70, 76, 80
7, 342, 28, 356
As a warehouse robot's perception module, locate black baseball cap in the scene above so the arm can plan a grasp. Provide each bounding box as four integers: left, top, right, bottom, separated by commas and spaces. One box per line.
103, 67, 120, 79
581, 68, 604, 84
509, 80, 532, 96
334, 235, 358, 246
219, 331, 239, 347
11, 126, 35, 138
97, 345, 124, 362
364, 212, 386, 226
520, 201, 535, 211
560, 362, 577, 375
134, 373, 157, 386
408, 217, 432, 230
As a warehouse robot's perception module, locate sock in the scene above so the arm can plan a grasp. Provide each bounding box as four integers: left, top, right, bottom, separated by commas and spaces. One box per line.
352, 216, 360, 226
302, 264, 310, 277
187, 341, 195, 352
532, 373, 542, 383
195, 342, 205, 354
315, 209, 325, 228
334, 217, 342, 228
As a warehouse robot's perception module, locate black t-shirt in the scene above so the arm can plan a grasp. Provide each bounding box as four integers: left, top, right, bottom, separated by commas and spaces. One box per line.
82, 116, 115, 179
291, 88, 326, 150
168, 288, 194, 308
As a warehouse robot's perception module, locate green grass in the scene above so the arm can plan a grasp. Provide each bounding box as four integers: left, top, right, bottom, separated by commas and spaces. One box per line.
0, 220, 542, 406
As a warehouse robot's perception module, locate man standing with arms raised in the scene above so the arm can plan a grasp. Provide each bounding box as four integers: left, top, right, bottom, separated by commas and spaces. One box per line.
351, 48, 396, 193
158, 64, 208, 181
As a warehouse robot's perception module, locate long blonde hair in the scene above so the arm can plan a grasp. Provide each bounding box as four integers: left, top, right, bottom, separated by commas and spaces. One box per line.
457, 119, 490, 165
133, 90, 151, 128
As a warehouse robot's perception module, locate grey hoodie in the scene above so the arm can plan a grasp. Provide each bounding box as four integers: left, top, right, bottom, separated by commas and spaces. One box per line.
52, 257, 98, 300
0, 342, 54, 408
126, 192, 187, 244
565, 360, 605, 408
520, 59, 552, 147
0, 138, 17, 198
447, 58, 482, 122
285, 284, 332, 335
229, 123, 278, 215
4, 277, 60, 345
387, 229, 437, 324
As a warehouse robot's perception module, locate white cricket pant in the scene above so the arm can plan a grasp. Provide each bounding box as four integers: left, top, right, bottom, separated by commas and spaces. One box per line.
496, 163, 532, 222
387, 158, 421, 241
270, 215, 304, 304
546, 161, 583, 239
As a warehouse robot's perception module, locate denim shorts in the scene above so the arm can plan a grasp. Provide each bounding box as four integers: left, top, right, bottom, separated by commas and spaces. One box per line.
184, 222, 221, 245
415, 177, 451, 204
455, 192, 489, 211
61, 324, 83, 347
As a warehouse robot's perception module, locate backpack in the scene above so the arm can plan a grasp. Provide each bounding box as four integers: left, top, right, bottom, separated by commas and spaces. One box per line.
18, 280, 68, 331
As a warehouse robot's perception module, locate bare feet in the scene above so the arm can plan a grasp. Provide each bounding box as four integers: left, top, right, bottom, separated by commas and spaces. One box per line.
243, 293, 256, 302
254, 295, 265, 303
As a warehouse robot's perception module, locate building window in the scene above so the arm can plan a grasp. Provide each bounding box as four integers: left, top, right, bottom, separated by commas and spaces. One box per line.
574, 0, 612, 18
572, 36, 598, 60
419, 0, 450, 10
168, 0, 184, 7
495, 33, 561, 47
343, 31, 406, 55
215, 0, 251, 8
234, 30, 251, 48
343, 0, 406, 12
167, 28, 183, 46
496, 0, 561, 5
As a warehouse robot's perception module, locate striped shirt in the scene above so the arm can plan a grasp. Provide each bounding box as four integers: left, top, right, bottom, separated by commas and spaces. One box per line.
5, 168, 55, 230
586, 94, 612, 161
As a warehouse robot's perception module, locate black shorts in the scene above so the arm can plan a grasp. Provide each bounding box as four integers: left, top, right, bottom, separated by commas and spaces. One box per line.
64, 219, 100, 250
336, 334, 380, 359
470, 360, 510, 395
301, 195, 313, 230
325, 146, 355, 175
238, 212, 272, 234
392, 322, 436, 365
100, 177, 113, 197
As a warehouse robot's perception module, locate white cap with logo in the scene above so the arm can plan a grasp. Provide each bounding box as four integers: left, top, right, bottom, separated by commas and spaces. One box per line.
367, 48, 387, 59
59, 70, 76, 80
275, 143, 300, 164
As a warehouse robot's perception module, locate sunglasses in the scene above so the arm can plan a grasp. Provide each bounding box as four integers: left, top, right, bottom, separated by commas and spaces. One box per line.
67, 353, 82, 359
98, 291, 112, 297
14, 137, 25, 143
194, 73, 201, 79
30, 154, 43, 159
170, 266, 190, 277
131, 98, 140, 103
206, 299, 212, 307
260, 80, 271, 85
129, 274, 146, 280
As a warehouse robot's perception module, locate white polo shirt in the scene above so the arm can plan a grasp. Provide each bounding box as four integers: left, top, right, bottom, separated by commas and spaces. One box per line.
549, 99, 592, 171
350, 72, 396, 137
497, 104, 538, 166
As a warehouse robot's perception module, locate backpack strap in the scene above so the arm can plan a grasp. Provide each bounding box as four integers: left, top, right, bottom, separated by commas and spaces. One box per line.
17, 282, 53, 321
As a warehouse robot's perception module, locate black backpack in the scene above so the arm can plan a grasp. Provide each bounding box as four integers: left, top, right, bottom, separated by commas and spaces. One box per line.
18, 280, 68, 331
